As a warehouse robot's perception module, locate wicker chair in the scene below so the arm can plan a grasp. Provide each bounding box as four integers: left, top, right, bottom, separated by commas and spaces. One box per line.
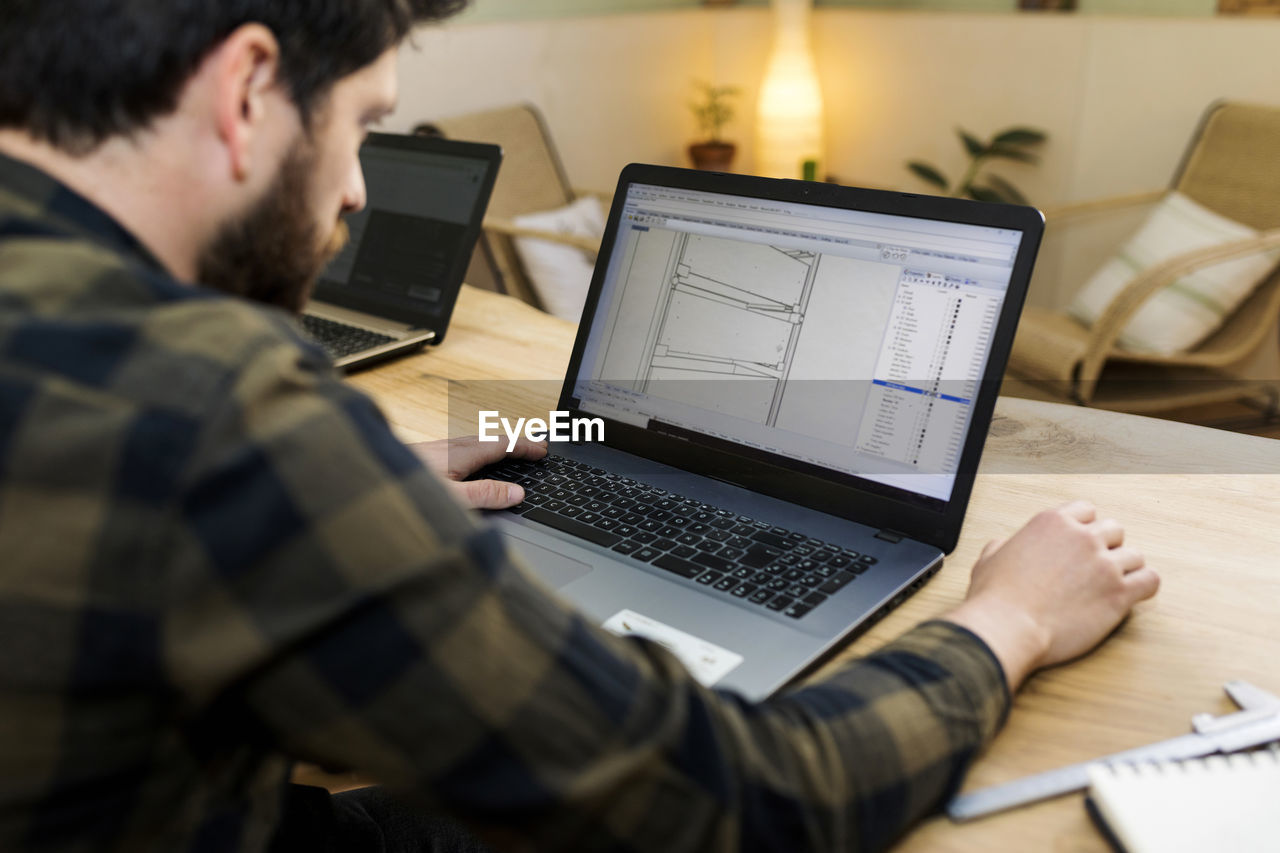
429, 104, 609, 311
1005, 101, 1280, 415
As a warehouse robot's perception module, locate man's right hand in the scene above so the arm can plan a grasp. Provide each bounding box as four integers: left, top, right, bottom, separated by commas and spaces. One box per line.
944, 501, 1159, 691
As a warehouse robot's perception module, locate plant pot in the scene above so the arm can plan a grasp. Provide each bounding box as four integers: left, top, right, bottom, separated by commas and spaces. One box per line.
688, 141, 737, 171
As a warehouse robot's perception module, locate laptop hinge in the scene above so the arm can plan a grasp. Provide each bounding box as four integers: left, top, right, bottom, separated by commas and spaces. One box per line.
875, 529, 905, 544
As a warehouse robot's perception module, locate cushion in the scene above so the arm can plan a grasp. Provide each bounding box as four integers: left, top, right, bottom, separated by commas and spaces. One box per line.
1067, 191, 1280, 355
512, 195, 606, 323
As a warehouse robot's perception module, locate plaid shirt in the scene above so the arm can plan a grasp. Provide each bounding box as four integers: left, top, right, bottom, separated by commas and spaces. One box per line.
0, 150, 1010, 852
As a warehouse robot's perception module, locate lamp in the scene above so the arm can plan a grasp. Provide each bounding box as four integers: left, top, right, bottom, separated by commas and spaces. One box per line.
755, 0, 825, 180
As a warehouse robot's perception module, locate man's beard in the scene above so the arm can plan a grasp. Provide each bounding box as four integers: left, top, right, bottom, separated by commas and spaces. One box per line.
196, 142, 349, 314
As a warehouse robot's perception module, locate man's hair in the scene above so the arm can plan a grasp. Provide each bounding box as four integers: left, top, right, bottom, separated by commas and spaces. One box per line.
0, 0, 468, 154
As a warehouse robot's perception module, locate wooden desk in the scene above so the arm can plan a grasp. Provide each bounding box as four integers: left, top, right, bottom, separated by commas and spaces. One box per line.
350, 285, 1280, 852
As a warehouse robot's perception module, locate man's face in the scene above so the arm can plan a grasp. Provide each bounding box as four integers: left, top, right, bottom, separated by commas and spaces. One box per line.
197, 49, 399, 311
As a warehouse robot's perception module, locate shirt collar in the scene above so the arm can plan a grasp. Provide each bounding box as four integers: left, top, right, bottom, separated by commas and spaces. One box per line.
0, 148, 170, 276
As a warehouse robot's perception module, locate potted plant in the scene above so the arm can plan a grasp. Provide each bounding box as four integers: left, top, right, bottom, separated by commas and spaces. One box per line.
906, 126, 1047, 203
689, 80, 740, 171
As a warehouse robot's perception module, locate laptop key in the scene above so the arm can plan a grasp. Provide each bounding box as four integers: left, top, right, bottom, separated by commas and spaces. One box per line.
632, 531, 656, 544
676, 533, 701, 547
818, 572, 856, 594
658, 526, 683, 539
740, 544, 781, 568
803, 591, 828, 607
695, 571, 721, 585
765, 595, 793, 612
522, 508, 621, 548
577, 511, 600, 525
783, 603, 813, 619
652, 554, 703, 579
751, 530, 795, 550
613, 525, 637, 538
560, 507, 583, 519
749, 589, 775, 605
713, 576, 738, 591
671, 545, 697, 559
693, 551, 734, 573
632, 547, 660, 563
652, 538, 678, 551
611, 541, 640, 556
731, 583, 756, 598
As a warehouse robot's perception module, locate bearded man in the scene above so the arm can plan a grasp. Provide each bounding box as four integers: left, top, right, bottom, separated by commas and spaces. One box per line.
0, 2, 1158, 851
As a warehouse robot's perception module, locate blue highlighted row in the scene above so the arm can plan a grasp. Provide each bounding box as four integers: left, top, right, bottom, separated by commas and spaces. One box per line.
873, 379, 971, 405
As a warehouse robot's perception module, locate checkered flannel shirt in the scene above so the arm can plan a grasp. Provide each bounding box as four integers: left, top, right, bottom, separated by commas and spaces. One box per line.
0, 151, 1010, 852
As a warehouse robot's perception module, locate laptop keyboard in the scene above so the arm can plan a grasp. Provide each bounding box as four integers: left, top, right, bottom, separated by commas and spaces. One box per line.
487, 454, 878, 620
300, 314, 396, 359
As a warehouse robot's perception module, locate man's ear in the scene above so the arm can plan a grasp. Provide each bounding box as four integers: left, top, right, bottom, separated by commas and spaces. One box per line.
210, 24, 284, 183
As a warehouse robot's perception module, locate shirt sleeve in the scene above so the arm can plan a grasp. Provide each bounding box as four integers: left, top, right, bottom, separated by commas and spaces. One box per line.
162, 334, 1010, 853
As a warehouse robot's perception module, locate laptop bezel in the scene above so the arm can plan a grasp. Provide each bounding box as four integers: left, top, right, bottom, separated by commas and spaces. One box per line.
556, 163, 1043, 554
310, 132, 502, 344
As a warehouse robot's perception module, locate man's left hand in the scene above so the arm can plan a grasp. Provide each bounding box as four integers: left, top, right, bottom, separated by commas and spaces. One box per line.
409, 435, 548, 510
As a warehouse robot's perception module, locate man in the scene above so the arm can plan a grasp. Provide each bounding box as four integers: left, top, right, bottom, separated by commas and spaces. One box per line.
0, 1, 1159, 851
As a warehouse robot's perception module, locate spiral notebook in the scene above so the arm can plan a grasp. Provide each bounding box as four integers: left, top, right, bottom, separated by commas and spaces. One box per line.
1085, 749, 1280, 853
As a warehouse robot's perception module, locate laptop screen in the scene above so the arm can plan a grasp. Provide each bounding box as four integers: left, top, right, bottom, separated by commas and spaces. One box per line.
313, 133, 500, 333
569, 181, 1024, 506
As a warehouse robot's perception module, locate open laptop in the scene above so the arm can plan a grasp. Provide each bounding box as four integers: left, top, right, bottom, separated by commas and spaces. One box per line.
304, 132, 501, 371
481, 164, 1043, 699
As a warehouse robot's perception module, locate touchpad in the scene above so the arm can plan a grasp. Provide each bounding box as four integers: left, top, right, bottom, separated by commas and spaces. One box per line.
503, 533, 594, 590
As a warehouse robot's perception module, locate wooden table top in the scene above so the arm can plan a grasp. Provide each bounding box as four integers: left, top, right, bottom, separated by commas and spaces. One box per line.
349, 285, 1280, 852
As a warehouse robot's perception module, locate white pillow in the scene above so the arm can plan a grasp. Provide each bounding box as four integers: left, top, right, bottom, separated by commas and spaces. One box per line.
1068, 191, 1280, 355
512, 195, 606, 323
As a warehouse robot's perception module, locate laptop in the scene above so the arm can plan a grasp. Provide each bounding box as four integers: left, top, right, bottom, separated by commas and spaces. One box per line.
304, 132, 501, 371
481, 164, 1043, 699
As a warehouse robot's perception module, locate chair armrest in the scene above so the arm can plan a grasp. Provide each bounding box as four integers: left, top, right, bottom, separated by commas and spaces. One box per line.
1041, 189, 1165, 224
1075, 226, 1280, 400
483, 217, 601, 254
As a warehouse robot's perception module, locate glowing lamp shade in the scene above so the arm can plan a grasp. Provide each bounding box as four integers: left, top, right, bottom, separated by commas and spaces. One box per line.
756, 0, 825, 180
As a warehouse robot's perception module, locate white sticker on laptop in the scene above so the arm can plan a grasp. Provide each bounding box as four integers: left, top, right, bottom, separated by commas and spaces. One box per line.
602, 609, 744, 687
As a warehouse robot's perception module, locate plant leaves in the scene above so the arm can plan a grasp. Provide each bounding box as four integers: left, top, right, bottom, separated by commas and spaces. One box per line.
907, 161, 949, 190
992, 127, 1047, 148
966, 185, 1006, 204
983, 173, 1028, 205
958, 129, 986, 158
987, 146, 1039, 164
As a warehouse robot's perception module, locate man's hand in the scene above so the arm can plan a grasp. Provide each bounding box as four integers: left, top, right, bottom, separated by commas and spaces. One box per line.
945, 501, 1159, 691
409, 435, 548, 510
